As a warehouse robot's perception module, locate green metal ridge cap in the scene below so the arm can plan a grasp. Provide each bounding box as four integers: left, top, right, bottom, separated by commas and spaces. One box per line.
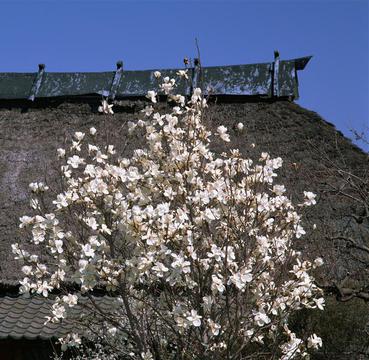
0, 56, 312, 100
0, 56, 311, 74
293, 56, 313, 70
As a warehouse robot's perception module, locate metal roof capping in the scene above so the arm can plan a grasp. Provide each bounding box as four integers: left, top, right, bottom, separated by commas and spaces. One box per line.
0, 53, 312, 101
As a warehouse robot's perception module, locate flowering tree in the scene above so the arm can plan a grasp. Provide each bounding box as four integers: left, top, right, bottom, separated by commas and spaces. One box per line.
14, 72, 324, 359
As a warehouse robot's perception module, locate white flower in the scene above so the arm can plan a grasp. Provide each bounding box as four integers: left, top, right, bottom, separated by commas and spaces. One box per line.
204, 208, 219, 222
19, 277, 31, 294
314, 257, 324, 267
171, 94, 186, 106
254, 311, 271, 327
89, 127, 97, 135
53, 194, 69, 209
78, 259, 88, 272
152, 262, 169, 277
313, 297, 325, 310
98, 99, 114, 114
57, 148, 66, 158
52, 303, 66, 320
230, 269, 253, 290
217, 125, 230, 142
37, 281, 52, 297
54, 239, 64, 254
303, 191, 316, 206
146, 90, 157, 103
154, 71, 161, 79
30, 198, 40, 210
21, 265, 33, 276
70, 333, 82, 346
191, 88, 202, 102
273, 184, 286, 195
82, 244, 95, 258
108, 326, 117, 336
186, 310, 202, 327
100, 224, 112, 235
236, 122, 244, 131
295, 224, 306, 239
176, 69, 188, 79
29, 182, 49, 193
208, 319, 221, 336
74, 132, 85, 141
107, 145, 115, 155
62, 294, 78, 307
141, 352, 154, 360
307, 334, 322, 349
142, 105, 154, 117
84, 217, 98, 230
211, 274, 225, 293
19, 215, 33, 228
67, 155, 85, 169
280, 332, 303, 360
160, 77, 176, 94
155, 202, 170, 217
171, 254, 191, 274
58, 333, 82, 350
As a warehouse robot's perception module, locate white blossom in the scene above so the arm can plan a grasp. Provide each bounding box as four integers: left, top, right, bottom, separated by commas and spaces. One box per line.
67, 155, 85, 169
74, 132, 85, 141
57, 148, 66, 158
313, 297, 325, 310
208, 319, 221, 336
307, 334, 322, 349
303, 191, 317, 206
21, 265, 33, 276
191, 88, 202, 103
82, 244, 95, 258
62, 294, 78, 307
98, 99, 114, 115
217, 125, 230, 142
176, 69, 188, 79
314, 257, 324, 267
186, 310, 202, 327
254, 311, 271, 327
146, 90, 157, 103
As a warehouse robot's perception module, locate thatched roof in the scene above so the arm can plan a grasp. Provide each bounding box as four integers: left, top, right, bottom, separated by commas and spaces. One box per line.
1, 97, 369, 358
0, 99, 366, 283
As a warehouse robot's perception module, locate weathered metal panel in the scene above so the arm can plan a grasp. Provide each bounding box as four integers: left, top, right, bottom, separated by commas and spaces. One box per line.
278, 60, 298, 98
0, 56, 312, 100
109, 61, 123, 100
202, 63, 273, 96
117, 68, 188, 97
0, 73, 34, 99
28, 64, 45, 101
37, 72, 114, 97
294, 56, 312, 70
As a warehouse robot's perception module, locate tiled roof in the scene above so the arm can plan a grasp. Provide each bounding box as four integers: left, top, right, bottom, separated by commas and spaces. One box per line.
0, 295, 116, 340
0, 55, 312, 100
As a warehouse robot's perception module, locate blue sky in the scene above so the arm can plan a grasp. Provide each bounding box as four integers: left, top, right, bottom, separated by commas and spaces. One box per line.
0, 0, 368, 150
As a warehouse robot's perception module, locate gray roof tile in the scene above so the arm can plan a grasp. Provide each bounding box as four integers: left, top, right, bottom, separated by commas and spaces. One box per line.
0, 295, 117, 340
